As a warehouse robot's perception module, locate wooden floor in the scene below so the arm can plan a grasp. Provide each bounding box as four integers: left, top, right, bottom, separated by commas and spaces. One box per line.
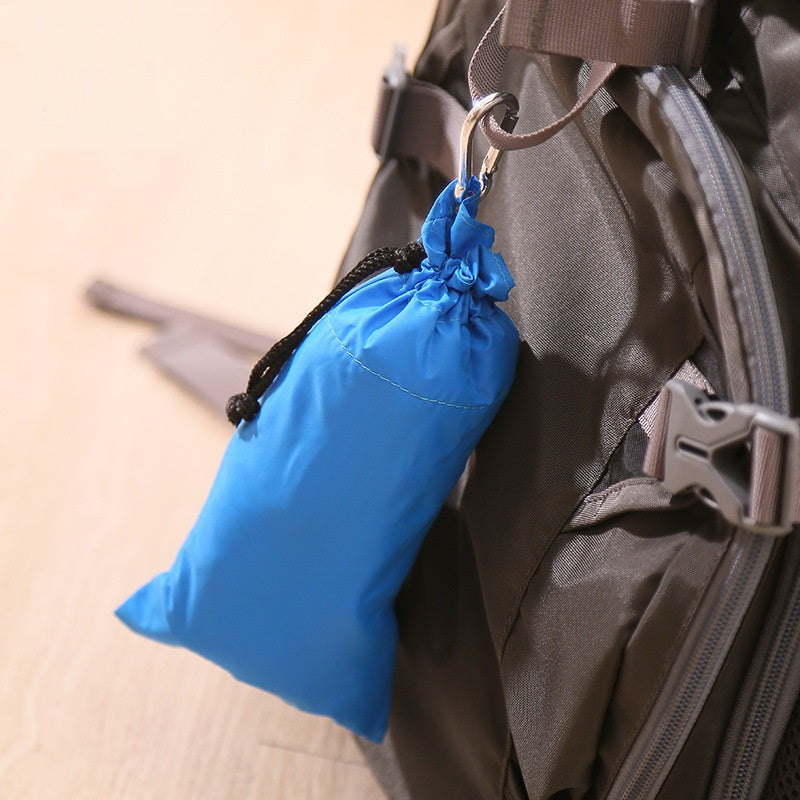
0, 2, 433, 797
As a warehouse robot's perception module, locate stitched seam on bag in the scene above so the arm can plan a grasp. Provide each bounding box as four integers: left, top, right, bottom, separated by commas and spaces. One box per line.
326, 318, 491, 410
497, 335, 705, 662
564, 478, 666, 530
578, 477, 661, 509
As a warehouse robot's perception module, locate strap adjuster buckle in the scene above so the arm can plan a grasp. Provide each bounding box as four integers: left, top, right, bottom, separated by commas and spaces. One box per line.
679, 0, 713, 72
373, 46, 409, 162
649, 380, 799, 535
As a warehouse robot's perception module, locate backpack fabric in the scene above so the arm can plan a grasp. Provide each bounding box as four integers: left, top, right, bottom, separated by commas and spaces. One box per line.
348, 1, 800, 798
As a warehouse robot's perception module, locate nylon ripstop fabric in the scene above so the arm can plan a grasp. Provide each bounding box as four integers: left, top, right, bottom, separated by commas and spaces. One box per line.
115, 178, 519, 743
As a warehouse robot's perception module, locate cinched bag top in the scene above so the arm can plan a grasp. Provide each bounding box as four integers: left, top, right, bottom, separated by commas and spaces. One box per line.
419, 177, 514, 303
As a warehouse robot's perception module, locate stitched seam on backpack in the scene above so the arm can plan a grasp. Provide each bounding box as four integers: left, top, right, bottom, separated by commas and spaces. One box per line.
579, 477, 661, 509
326, 318, 490, 411
497, 336, 705, 661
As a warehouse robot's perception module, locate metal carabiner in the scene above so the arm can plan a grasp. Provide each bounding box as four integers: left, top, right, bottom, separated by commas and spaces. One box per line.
454, 92, 519, 201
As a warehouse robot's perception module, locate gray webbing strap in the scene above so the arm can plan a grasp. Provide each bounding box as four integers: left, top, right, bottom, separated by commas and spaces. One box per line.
87, 280, 274, 414
372, 77, 467, 178
468, 5, 618, 151
751, 426, 787, 527
642, 388, 671, 479
141, 325, 259, 414
374, 0, 715, 166
468, 0, 714, 152
500, 0, 715, 69
86, 280, 274, 354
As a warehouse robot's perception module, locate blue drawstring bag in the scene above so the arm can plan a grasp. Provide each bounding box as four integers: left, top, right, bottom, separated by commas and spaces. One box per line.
116, 176, 518, 742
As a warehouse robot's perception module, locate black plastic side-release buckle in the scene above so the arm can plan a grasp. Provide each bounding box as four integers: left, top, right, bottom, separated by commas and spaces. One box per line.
644, 380, 800, 536
372, 46, 409, 162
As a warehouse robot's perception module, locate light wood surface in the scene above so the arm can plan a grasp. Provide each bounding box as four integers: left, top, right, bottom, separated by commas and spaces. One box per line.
0, 2, 434, 797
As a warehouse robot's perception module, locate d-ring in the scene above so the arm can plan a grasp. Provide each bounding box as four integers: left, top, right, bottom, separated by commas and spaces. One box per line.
454, 92, 519, 201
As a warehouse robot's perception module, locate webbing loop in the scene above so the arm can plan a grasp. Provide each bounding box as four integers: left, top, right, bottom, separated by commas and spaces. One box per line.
500, 0, 715, 70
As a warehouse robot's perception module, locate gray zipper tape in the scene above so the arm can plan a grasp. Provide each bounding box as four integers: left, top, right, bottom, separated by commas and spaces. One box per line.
605, 65, 785, 800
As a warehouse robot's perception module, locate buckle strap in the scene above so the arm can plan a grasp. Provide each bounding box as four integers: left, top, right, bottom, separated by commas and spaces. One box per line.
500, 0, 715, 70
644, 380, 800, 535
468, 5, 618, 152
382, 0, 716, 166
371, 49, 467, 178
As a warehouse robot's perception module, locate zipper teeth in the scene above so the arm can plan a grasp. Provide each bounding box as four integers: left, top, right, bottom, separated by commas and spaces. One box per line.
617, 540, 760, 800
724, 573, 800, 797
606, 66, 784, 800
666, 60, 799, 800
620, 614, 724, 797
709, 139, 786, 410
662, 66, 787, 412
663, 65, 796, 800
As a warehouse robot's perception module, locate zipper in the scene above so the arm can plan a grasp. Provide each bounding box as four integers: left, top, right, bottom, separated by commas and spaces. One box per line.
663, 64, 800, 800
608, 535, 769, 800
658, 67, 788, 414
710, 531, 800, 798
606, 65, 789, 800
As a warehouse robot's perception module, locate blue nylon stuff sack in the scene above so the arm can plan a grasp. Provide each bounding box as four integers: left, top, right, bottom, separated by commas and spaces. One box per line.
115, 178, 518, 742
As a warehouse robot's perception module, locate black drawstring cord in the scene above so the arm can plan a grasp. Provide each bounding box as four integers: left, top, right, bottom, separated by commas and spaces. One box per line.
226, 240, 427, 426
